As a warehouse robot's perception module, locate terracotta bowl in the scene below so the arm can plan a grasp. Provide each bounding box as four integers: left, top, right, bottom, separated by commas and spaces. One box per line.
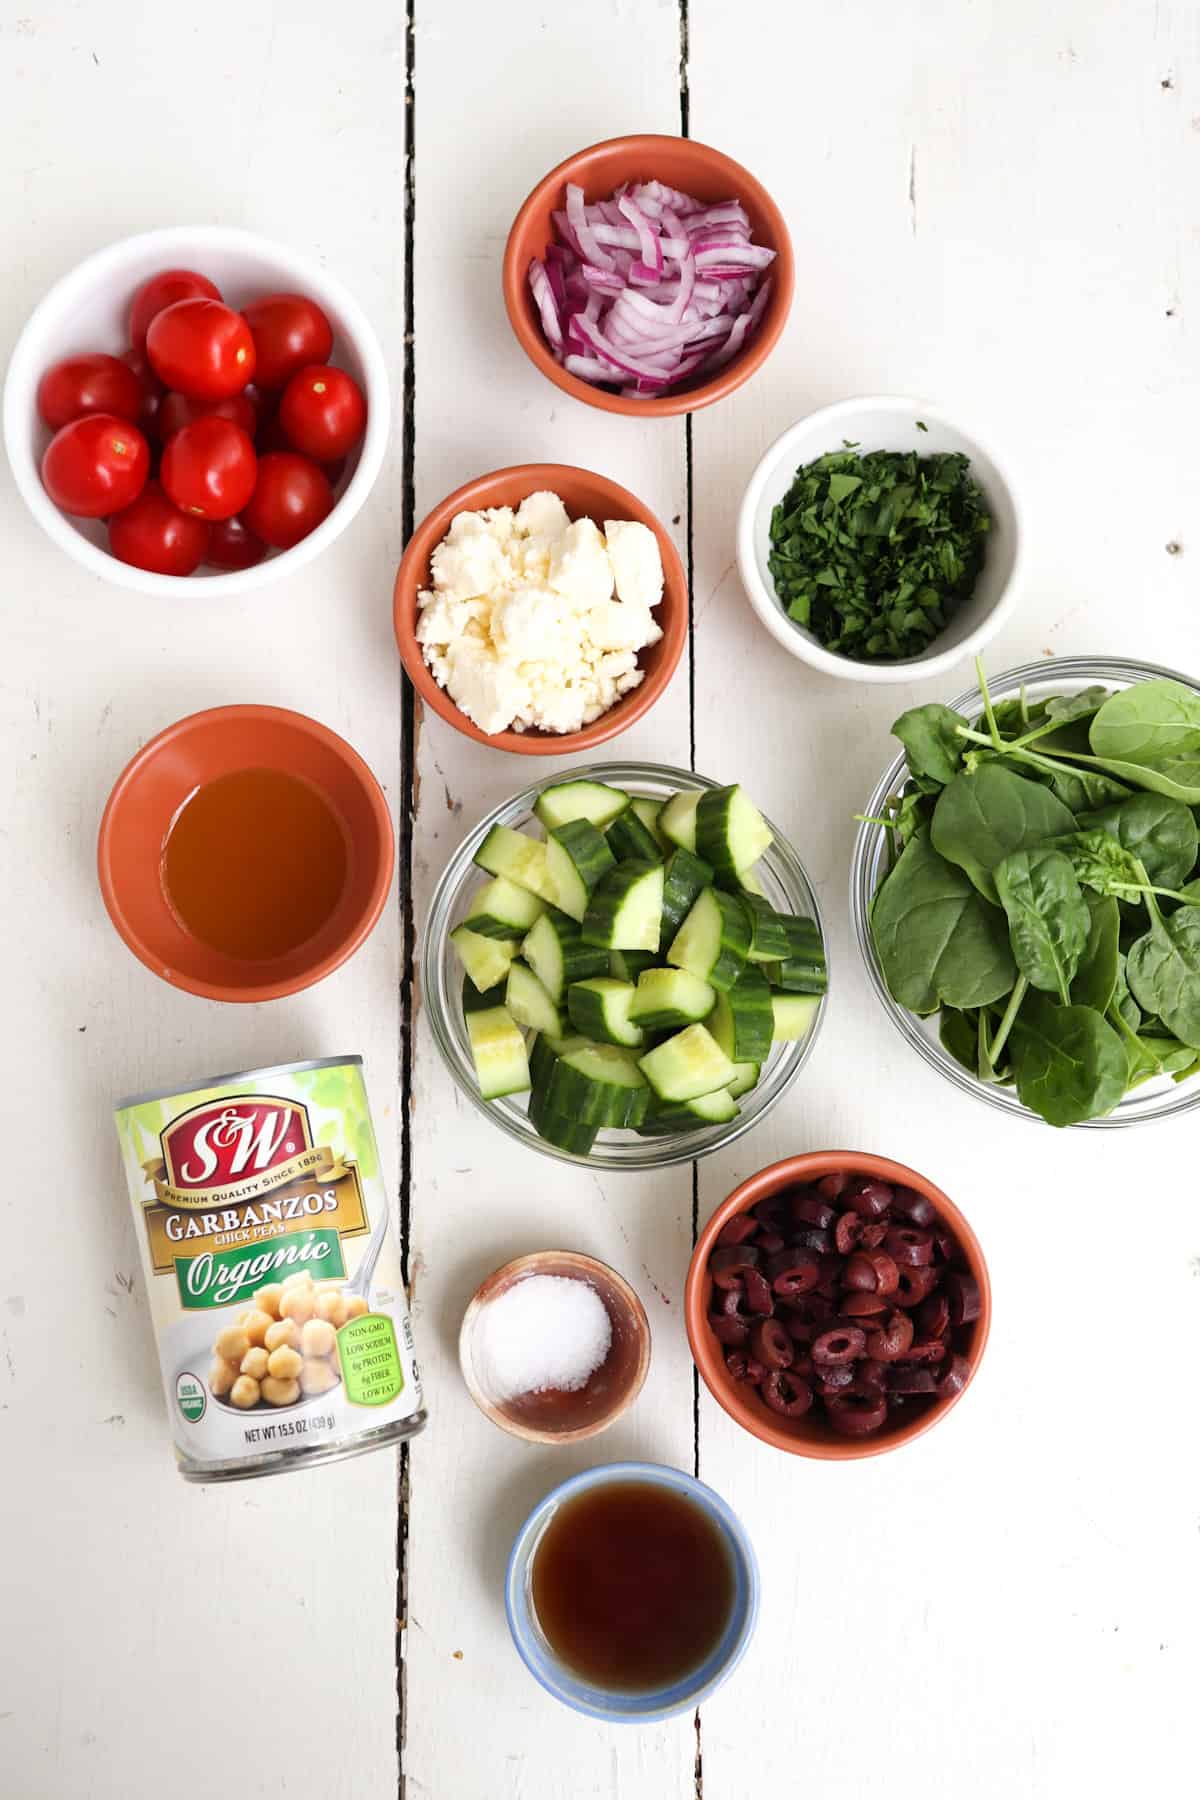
459, 1251, 651, 1444
97, 704, 394, 1002
502, 133, 794, 418
393, 462, 687, 755
685, 1152, 991, 1460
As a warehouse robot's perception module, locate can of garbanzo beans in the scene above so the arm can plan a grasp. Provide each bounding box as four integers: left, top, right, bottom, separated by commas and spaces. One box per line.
114, 1057, 425, 1481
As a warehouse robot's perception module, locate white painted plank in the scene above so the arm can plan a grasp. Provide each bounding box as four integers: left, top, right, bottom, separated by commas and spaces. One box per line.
689, 2, 1199, 1795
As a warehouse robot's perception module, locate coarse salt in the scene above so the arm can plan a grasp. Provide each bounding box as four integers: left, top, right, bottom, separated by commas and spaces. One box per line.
477, 1274, 612, 1402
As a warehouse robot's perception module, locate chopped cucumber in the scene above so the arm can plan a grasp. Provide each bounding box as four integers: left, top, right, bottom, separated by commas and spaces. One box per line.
606, 809, 664, 864
739, 893, 791, 963
630, 796, 670, 850
528, 1031, 588, 1089
772, 993, 821, 1041
521, 909, 609, 1001
696, 785, 774, 878
638, 1023, 736, 1102
474, 824, 558, 904
527, 1088, 599, 1155
545, 820, 616, 921
462, 975, 507, 1015
667, 886, 751, 991
726, 1061, 761, 1099
661, 847, 715, 940
659, 790, 700, 851
534, 780, 630, 832
567, 977, 645, 1047
543, 1044, 650, 1127
709, 966, 774, 1063
609, 948, 656, 982
729, 863, 766, 898
628, 967, 716, 1030
641, 1086, 739, 1133
505, 961, 564, 1037
581, 861, 665, 951
464, 875, 546, 940
466, 1006, 531, 1100
765, 916, 827, 995
450, 924, 521, 993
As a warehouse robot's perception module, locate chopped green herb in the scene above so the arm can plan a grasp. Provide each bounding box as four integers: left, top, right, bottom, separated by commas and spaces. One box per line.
768, 448, 991, 662
915, 419, 929, 431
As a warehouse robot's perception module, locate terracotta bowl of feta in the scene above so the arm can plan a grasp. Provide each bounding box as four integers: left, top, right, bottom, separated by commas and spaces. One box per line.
392, 463, 688, 756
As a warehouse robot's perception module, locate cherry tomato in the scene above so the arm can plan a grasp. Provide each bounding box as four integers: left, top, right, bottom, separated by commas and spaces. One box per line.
129, 269, 221, 352
324, 457, 347, 490
36, 354, 143, 432
205, 514, 268, 571
242, 451, 333, 548
161, 418, 257, 521
241, 293, 333, 389
158, 389, 258, 442
107, 480, 209, 576
147, 299, 255, 401
121, 347, 165, 435
278, 364, 366, 462
42, 414, 150, 517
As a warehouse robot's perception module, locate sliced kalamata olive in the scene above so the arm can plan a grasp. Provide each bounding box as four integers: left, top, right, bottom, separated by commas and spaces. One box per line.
945, 1271, 981, 1325
781, 1311, 815, 1343
790, 1192, 836, 1230
886, 1366, 938, 1394
725, 1350, 751, 1381
826, 1390, 889, 1436
709, 1245, 761, 1288
792, 1227, 834, 1253
750, 1317, 794, 1370
884, 1226, 934, 1266
858, 1359, 889, 1389
757, 1230, 786, 1256
936, 1353, 971, 1397
893, 1264, 939, 1308
864, 1310, 914, 1361
842, 1252, 877, 1292
834, 1210, 864, 1255
716, 1213, 760, 1248
715, 1285, 751, 1321
936, 1229, 957, 1263
709, 1314, 750, 1347
840, 1290, 888, 1318
859, 1221, 890, 1249
761, 1369, 813, 1416
847, 1178, 893, 1219
790, 1351, 813, 1379
743, 1356, 767, 1384
753, 1194, 789, 1227
916, 1293, 951, 1340
897, 1338, 948, 1366
741, 1268, 775, 1316
812, 1325, 867, 1367
891, 1185, 936, 1226
765, 1250, 821, 1298
789, 1293, 836, 1325
816, 1171, 850, 1201
817, 1363, 856, 1393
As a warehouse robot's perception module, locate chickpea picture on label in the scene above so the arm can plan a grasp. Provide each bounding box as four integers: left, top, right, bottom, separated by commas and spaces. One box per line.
207, 1268, 361, 1411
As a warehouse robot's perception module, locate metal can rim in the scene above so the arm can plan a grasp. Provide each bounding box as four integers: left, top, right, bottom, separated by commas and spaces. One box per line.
114, 1054, 364, 1112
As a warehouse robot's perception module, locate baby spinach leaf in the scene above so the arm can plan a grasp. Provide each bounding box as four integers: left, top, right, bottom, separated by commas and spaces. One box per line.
871, 830, 1016, 1014
1089, 679, 1200, 765
892, 703, 970, 786
1008, 994, 1128, 1126
1046, 747, 1200, 806
1111, 953, 1141, 1031
1077, 793, 1199, 891
930, 765, 1076, 903
1125, 901, 1200, 1047
994, 847, 1090, 1002
1056, 830, 1146, 898
1070, 894, 1120, 1014
939, 1006, 981, 1075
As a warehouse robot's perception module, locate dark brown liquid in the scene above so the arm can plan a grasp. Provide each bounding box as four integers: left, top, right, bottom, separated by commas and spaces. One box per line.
162, 767, 348, 961
530, 1481, 734, 1692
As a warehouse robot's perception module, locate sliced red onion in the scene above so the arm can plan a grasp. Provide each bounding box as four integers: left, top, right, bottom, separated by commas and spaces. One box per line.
527, 260, 563, 350
566, 183, 615, 270
617, 194, 663, 277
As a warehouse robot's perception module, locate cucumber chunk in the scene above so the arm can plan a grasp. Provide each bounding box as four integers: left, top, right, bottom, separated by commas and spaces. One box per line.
466, 1005, 531, 1100
474, 824, 558, 904
709, 966, 775, 1063
521, 908, 609, 1001
527, 1088, 599, 1155
567, 977, 645, 1047
631, 796, 670, 850
464, 875, 546, 939
640, 1086, 739, 1133
545, 820, 616, 921
726, 1061, 761, 1099
581, 861, 665, 951
729, 863, 767, 898
765, 916, 827, 995
534, 780, 630, 832
462, 975, 508, 1015
739, 893, 791, 963
696, 785, 774, 878
544, 1044, 650, 1127
606, 809, 665, 864
638, 1023, 736, 1102
506, 961, 564, 1037
660, 847, 715, 940
772, 993, 821, 1041
628, 967, 716, 1030
609, 948, 656, 982
528, 1031, 588, 1089
667, 886, 751, 991
450, 924, 521, 993
659, 790, 700, 851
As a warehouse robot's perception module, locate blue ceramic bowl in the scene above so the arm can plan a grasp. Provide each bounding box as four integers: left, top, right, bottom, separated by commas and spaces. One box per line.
505, 1460, 759, 1722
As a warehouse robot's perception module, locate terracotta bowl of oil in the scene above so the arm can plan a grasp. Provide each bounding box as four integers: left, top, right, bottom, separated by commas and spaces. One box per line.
97, 704, 394, 1002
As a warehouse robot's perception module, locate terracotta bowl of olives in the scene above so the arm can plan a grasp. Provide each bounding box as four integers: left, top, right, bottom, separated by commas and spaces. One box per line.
685, 1152, 991, 1460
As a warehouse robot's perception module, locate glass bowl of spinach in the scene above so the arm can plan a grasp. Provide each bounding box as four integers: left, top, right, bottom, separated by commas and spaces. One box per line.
851, 656, 1200, 1127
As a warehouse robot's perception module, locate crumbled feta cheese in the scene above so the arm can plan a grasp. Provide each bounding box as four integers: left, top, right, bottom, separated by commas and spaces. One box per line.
515, 491, 570, 539
603, 519, 664, 610
549, 518, 615, 608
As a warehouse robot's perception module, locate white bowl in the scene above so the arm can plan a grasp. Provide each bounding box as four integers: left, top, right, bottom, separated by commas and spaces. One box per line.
736, 396, 1021, 685
3, 225, 390, 598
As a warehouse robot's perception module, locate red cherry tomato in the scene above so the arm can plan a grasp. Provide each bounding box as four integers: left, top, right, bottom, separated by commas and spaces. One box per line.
36, 354, 143, 432
147, 300, 255, 401
129, 269, 221, 352
205, 514, 268, 571
241, 293, 333, 390
121, 347, 165, 435
242, 452, 333, 548
158, 389, 258, 443
278, 365, 366, 462
161, 418, 257, 521
42, 414, 150, 517
107, 480, 210, 576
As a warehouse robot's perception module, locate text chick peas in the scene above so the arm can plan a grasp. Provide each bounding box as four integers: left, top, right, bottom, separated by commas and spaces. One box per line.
207, 1267, 363, 1410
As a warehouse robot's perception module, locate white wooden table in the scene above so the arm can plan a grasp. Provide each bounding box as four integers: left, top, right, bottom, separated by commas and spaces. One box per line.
2, 3, 1197, 1796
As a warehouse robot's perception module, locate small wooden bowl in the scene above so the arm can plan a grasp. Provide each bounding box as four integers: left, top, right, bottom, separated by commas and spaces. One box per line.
393, 462, 687, 756
459, 1251, 651, 1444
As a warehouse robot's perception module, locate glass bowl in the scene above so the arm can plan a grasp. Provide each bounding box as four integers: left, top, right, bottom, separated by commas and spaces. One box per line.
850, 656, 1200, 1129
422, 761, 829, 1169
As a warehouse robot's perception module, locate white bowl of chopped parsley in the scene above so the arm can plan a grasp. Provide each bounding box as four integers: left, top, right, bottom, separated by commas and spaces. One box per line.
737, 397, 1021, 684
